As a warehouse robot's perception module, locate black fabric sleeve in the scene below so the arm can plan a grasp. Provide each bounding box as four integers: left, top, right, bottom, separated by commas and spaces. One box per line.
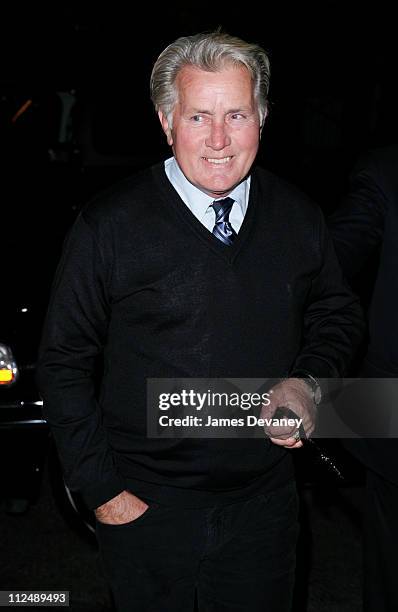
291, 208, 365, 380
328, 155, 386, 280
36, 212, 126, 510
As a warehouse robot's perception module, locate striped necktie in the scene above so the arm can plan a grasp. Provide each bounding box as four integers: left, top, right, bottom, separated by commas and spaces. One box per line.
212, 197, 237, 246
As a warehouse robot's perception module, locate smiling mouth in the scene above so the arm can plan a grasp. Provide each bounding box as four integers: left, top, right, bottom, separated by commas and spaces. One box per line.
202, 156, 233, 165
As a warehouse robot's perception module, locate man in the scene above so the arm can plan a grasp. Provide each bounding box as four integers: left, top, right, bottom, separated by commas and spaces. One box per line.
37, 32, 363, 611
329, 144, 398, 612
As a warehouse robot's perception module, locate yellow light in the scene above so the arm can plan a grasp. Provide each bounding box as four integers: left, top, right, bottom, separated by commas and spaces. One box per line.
0, 369, 14, 383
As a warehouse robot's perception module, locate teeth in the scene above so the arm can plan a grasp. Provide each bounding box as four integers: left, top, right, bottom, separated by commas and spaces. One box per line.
204, 157, 231, 164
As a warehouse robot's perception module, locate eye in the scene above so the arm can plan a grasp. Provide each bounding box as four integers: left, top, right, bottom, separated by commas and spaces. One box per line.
191, 115, 204, 123
230, 113, 245, 120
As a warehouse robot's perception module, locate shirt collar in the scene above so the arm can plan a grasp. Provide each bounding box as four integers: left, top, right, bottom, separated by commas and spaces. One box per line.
164, 156, 250, 222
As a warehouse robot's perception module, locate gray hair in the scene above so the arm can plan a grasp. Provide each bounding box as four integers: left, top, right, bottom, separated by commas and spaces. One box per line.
150, 31, 270, 128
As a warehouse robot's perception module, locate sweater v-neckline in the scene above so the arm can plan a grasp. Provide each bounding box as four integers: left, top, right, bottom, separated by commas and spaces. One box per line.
152, 162, 258, 263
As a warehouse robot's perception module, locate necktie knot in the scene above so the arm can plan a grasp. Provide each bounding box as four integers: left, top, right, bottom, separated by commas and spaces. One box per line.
212, 197, 235, 223
212, 197, 236, 246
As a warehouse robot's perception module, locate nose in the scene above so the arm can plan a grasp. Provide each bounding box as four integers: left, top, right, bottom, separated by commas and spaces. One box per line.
205, 121, 231, 151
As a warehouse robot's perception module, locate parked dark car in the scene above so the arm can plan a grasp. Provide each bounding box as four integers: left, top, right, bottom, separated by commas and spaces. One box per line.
0, 84, 157, 535
1, 86, 87, 529
0, 160, 77, 515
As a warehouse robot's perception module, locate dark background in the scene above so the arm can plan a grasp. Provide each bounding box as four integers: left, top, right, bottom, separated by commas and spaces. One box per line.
2, 1, 397, 206
1, 2, 396, 610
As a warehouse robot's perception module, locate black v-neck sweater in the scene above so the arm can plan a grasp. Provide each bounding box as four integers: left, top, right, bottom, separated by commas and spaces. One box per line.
37, 162, 363, 509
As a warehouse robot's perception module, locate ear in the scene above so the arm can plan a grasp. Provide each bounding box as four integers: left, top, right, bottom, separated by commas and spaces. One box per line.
259, 108, 268, 139
158, 110, 173, 146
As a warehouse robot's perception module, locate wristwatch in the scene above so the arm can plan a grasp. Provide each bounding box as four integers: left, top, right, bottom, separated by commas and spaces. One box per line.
292, 371, 322, 406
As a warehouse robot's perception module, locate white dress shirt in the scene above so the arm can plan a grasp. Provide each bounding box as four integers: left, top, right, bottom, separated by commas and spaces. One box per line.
164, 157, 250, 233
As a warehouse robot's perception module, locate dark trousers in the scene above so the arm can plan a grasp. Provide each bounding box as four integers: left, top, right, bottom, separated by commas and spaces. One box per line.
96, 481, 299, 612
364, 470, 398, 612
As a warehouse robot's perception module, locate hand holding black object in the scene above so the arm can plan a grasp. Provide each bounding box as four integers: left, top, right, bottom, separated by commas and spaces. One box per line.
268, 405, 344, 481
261, 378, 316, 447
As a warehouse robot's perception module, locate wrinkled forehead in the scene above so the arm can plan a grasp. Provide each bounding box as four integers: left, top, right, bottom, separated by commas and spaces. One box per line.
174, 63, 256, 107
175, 61, 253, 87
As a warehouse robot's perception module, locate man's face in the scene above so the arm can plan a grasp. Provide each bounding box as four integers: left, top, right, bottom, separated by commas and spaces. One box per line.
158, 64, 263, 199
